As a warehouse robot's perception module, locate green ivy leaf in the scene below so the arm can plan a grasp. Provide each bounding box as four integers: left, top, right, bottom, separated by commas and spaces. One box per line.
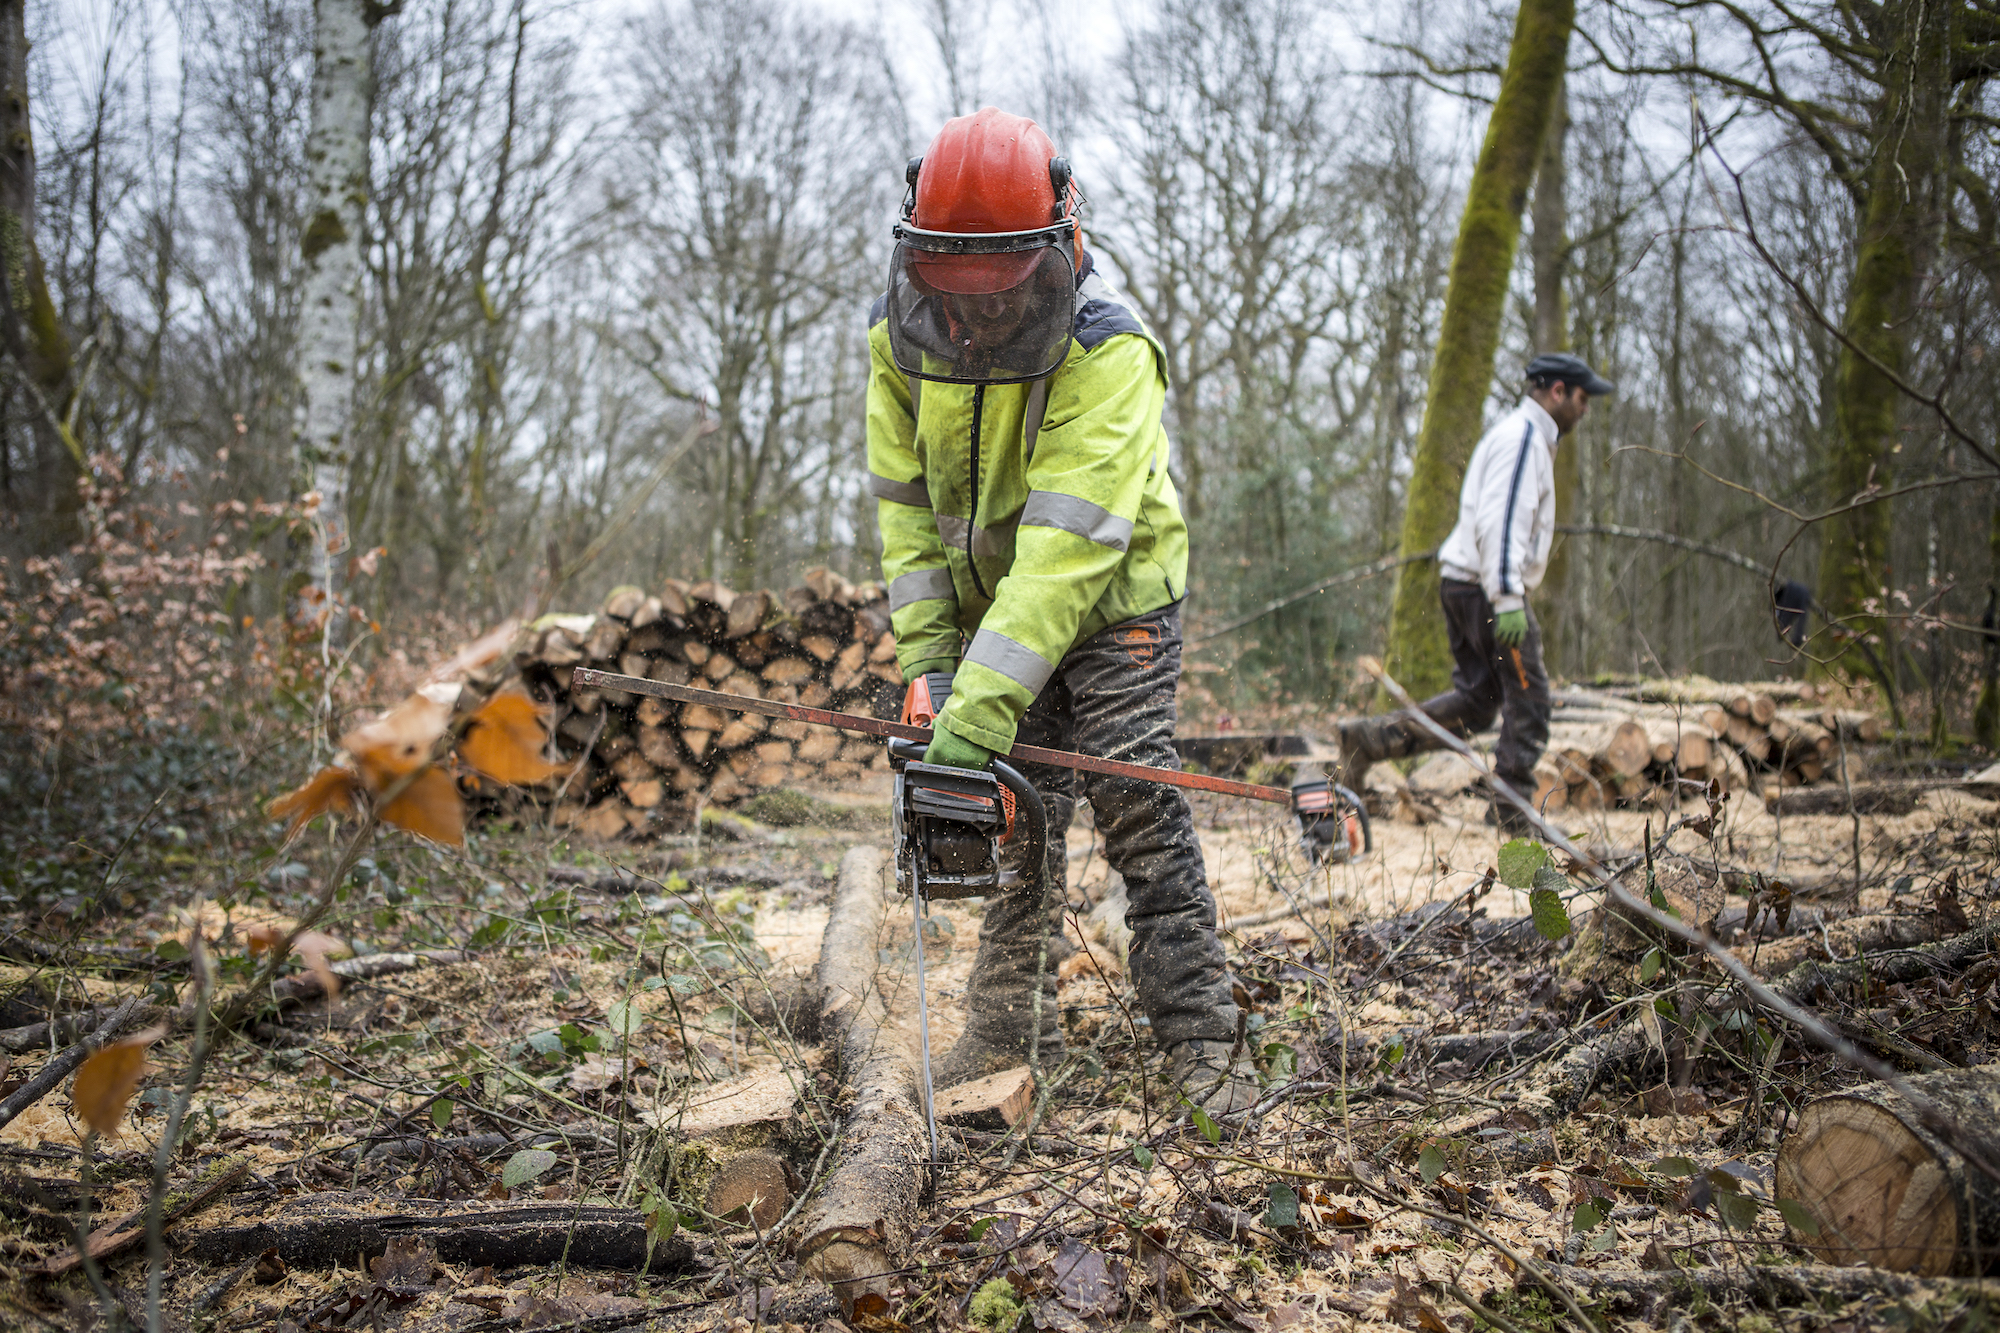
1264, 1183, 1300, 1229
1131, 1144, 1155, 1170
1573, 1200, 1604, 1233
429, 1098, 453, 1130
1775, 1198, 1821, 1237
1418, 1144, 1447, 1185
502, 1148, 558, 1189
1640, 948, 1665, 983
604, 1000, 642, 1038
1715, 1190, 1759, 1231
1655, 1156, 1698, 1178
1497, 839, 1550, 890
527, 1030, 564, 1057
1529, 872, 1573, 941
1191, 1107, 1223, 1146
969, 1216, 997, 1241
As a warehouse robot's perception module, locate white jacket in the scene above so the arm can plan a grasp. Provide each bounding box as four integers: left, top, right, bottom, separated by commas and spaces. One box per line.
1436, 398, 1558, 614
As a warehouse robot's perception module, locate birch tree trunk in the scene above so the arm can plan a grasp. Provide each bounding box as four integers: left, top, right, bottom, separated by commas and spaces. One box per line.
0, 0, 77, 544
1382, 0, 1574, 697
293, 0, 378, 646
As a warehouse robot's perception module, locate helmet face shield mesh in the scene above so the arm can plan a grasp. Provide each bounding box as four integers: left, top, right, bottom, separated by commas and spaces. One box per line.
886, 228, 1076, 385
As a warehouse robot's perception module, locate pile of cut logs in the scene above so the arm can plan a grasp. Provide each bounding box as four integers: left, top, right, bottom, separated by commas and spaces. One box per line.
1530, 687, 1884, 814
517, 569, 902, 835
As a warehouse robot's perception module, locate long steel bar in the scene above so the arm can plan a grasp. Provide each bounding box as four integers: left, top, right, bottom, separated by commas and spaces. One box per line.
571, 668, 1292, 805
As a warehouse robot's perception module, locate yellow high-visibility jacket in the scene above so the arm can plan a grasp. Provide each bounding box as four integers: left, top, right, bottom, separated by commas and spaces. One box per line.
866, 267, 1191, 754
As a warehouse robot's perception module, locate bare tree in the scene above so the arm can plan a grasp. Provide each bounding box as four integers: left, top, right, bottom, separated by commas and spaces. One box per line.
617, 0, 893, 587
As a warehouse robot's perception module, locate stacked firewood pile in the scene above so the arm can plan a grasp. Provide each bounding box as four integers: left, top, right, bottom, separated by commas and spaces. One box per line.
1528, 685, 1884, 814
518, 569, 902, 835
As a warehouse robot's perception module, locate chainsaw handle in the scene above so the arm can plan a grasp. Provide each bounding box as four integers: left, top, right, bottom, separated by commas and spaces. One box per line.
989, 755, 1047, 897
888, 738, 1048, 895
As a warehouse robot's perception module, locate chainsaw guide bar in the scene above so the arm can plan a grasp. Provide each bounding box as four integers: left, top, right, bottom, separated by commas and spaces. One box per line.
570, 668, 1292, 805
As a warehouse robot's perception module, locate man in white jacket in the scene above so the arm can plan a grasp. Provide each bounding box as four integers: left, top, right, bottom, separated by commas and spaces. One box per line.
1340, 353, 1614, 832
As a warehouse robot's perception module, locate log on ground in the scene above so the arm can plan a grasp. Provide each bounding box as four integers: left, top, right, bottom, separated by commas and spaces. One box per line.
795, 845, 931, 1315
178, 1200, 695, 1273
1775, 1063, 2000, 1274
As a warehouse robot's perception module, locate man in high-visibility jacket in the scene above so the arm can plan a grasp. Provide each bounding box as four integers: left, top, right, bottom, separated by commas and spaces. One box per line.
868, 107, 1255, 1117
1339, 353, 1613, 831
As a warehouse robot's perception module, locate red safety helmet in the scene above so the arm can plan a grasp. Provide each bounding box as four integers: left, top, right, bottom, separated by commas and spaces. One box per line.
908, 109, 1076, 294
885, 108, 1082, 384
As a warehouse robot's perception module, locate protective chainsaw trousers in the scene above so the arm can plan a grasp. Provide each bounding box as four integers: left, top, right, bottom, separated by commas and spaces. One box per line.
964, 603, 1238, 1055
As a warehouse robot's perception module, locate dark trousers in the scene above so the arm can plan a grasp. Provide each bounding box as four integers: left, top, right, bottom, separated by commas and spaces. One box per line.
1414, 579, 1551, 788
973, 604, 1238, 1051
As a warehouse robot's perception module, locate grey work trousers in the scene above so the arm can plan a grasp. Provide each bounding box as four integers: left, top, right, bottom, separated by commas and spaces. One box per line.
969, 603, 1239, 1051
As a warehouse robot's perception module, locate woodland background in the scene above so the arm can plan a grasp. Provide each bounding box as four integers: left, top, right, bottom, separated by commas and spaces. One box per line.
3, 0, 1997, 735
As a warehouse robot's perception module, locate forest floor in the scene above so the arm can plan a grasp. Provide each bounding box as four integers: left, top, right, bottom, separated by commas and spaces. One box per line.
5, 718, 2000, 1332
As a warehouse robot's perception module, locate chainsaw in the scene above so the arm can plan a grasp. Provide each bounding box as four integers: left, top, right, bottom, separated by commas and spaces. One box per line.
1287, 774, 1372, 865
572, 665, 1368, 1152
885, 672, 1051, 1159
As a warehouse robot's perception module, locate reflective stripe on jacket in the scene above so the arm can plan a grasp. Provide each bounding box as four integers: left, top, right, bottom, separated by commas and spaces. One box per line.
866, 268, 1190, 754
1436, 397, 1559, 614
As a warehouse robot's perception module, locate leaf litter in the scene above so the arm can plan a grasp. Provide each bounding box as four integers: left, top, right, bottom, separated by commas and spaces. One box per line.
6, 756, 2000, 1330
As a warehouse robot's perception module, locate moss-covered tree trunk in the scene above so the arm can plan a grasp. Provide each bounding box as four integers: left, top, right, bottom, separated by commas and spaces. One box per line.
1976, 491, 2000, 750
293, 0, 379, 646
1383, 0, 1574, 697
1528, 76, 1573, 670
0, 0, 76, 546
1815, 0, 1952, 685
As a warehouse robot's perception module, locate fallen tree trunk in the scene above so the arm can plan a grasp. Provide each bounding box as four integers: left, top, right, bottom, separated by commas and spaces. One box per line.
1535, 1260, 1921, 1318
0, 996, 148, 1132
1770, 923, 2000, 1006
178, 1200, 693, 1273
1765, 782, 1937, 817
794, 845, 931, 1315
34, 1154, 249, 1277
1775, 1063, 2000, 1275
1739, 913, 1940, 977
0, 950, 469, 1056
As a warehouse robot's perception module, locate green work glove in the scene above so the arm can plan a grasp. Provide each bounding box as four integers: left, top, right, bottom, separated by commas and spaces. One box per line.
905, 658, 957, 684
924, 724, 995, 771
1494, 609, 1529, 647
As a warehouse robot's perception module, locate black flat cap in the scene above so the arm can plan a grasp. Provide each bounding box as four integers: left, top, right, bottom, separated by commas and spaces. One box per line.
1525, 352, 1614, 395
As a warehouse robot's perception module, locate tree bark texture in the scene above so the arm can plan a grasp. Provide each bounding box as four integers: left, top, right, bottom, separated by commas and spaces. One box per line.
1776, 1064, 2000, 1275
293, 0, 377, 643
1383, 0, 1574, 697
796, 845, 933, 1316
1529, 75, 1574, 666
1976, 491, 2000, 749
179, 1200, 695, 1273
0, 0, 76, 542
1815, 0, 1953, 681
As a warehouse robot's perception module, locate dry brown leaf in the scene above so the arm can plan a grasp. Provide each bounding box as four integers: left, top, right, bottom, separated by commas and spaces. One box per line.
377, 766, 465, 845
72, 1026, 167, 1137
341, 692, 452, 785
369, 1235, 437, 1287
459, 692, 571, 785
267, 766, 361, 836
294, 930, 345, 999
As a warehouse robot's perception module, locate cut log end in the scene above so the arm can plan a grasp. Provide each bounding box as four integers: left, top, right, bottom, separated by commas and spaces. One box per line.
704, 1150, 791, 1231
938, 1066, 1035, 1132
1776, 1095, 1960, 1275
